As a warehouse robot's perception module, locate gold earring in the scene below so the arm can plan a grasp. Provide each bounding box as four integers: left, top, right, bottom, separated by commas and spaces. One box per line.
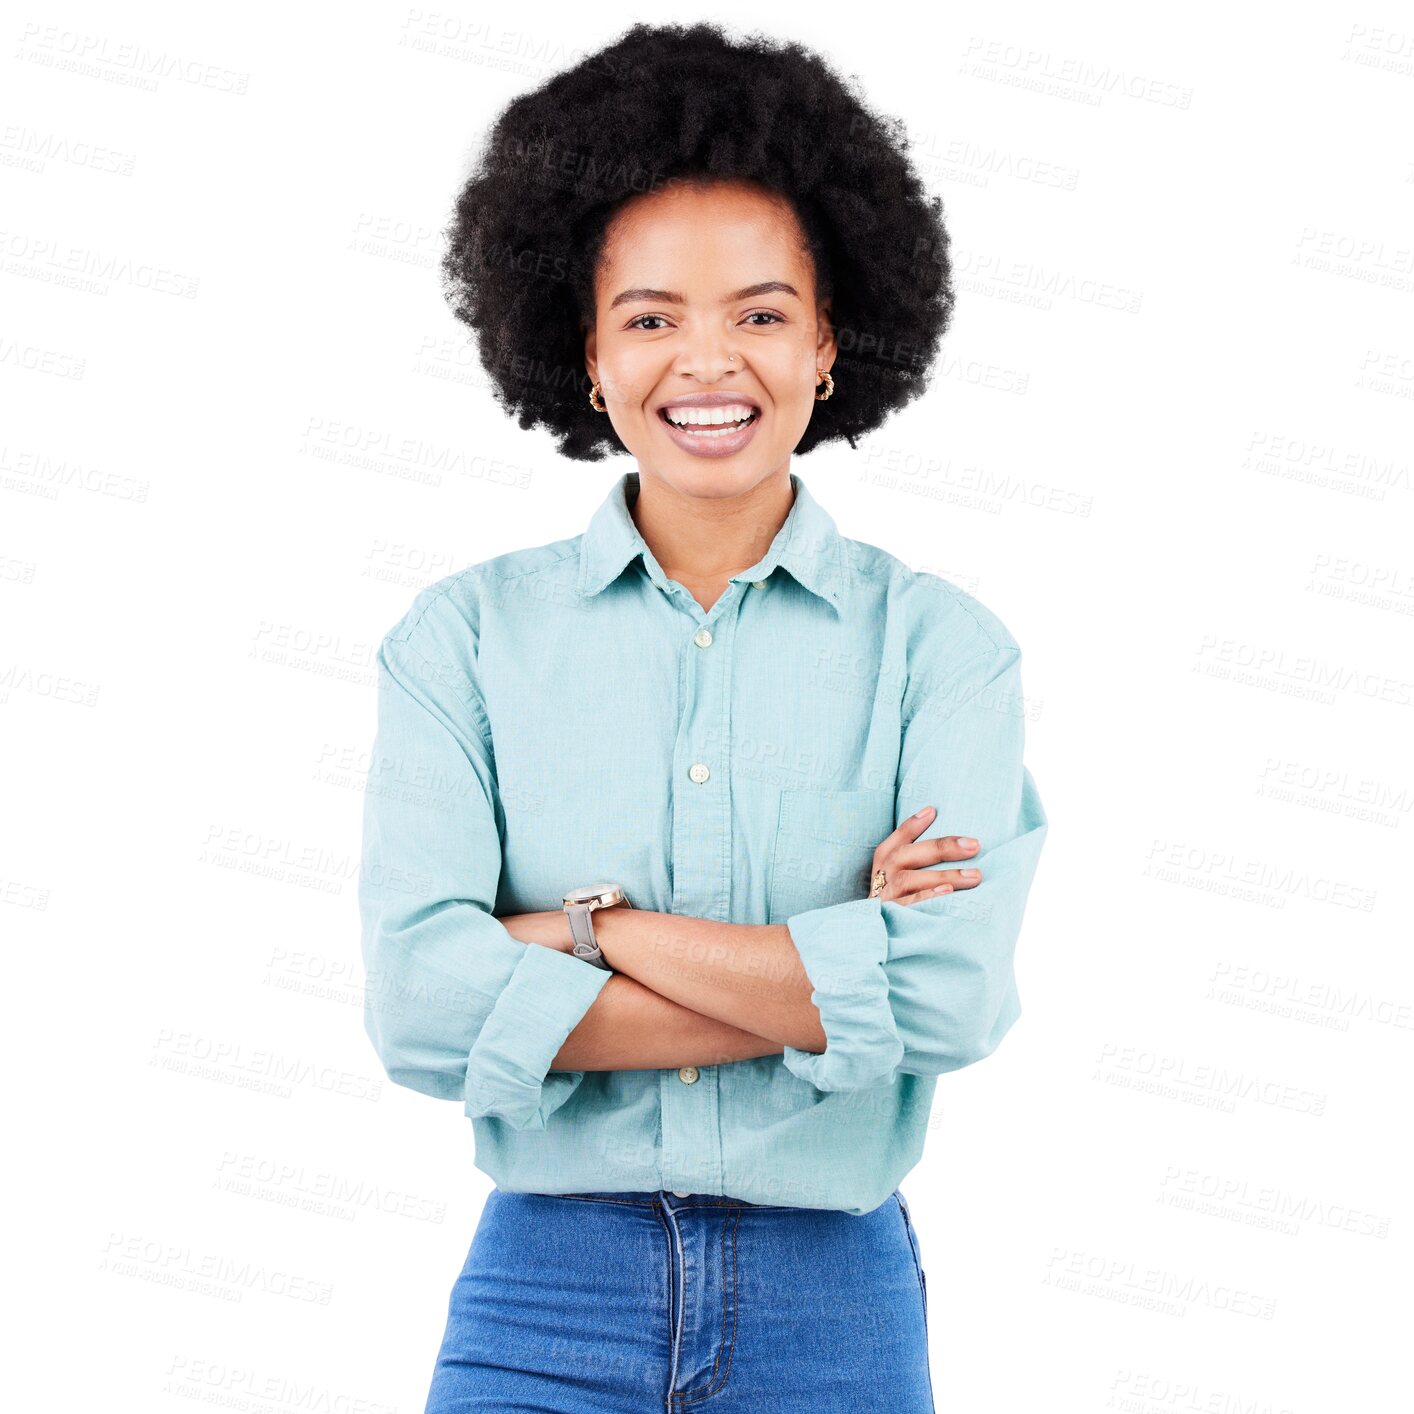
589, 381, 606, 413
815, 369, 834, 401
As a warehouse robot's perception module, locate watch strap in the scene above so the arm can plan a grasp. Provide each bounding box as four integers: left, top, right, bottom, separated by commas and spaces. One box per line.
565, 901, 613, 970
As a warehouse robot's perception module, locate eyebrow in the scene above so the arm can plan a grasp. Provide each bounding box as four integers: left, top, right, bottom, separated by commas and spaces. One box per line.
608, 280, 800, 311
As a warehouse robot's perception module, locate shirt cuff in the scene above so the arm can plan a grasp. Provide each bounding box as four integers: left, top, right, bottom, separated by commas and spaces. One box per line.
781, 897, 905, 1091
463, 942, 612, 1130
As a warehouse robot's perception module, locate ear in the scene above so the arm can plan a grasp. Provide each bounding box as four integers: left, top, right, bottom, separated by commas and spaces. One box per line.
583, 324, 597, 386
815, 303, 837, 370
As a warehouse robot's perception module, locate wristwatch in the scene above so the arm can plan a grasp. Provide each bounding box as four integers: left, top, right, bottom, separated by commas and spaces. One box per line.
561, 884, 631, 970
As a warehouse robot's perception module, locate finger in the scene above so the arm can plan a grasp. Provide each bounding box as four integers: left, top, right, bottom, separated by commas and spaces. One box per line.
877, 804, 942, 854
936, 834, 981, 861
894, 881, 954, 905
882, 833, 982, 871
890, 865, 982, 895
887, 825, 978, 859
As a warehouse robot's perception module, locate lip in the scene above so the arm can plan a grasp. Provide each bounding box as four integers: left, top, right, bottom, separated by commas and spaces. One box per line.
655, 397, 763, 459
655, 392, 763, 412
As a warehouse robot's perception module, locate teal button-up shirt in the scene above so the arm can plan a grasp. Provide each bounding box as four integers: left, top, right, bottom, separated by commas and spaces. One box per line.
359, 470, 1047, 1216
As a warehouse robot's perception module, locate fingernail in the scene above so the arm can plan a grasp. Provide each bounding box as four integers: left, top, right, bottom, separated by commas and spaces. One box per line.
959, 837, 978, 849
960, 869, 980, 879
914, 805, 934, 819
932, 883, 952, 894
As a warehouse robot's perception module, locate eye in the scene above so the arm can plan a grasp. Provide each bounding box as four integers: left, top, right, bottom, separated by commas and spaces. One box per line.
625, 314, 669, 331
743, 310, 784, 326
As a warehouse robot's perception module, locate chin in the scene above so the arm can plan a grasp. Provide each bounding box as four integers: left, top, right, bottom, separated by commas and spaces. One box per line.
639, 459, 786, 499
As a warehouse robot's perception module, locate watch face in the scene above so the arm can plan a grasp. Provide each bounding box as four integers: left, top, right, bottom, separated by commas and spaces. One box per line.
563, 884, 622, 908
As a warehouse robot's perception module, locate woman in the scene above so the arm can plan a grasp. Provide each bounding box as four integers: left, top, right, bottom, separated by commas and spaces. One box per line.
360, 21, 1048, 1413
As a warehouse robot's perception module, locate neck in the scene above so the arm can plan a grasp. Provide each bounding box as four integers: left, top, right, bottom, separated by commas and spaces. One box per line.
629, 470, 795, 584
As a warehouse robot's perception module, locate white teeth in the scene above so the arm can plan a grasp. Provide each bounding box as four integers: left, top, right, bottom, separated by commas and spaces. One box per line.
663, 404, 757, 427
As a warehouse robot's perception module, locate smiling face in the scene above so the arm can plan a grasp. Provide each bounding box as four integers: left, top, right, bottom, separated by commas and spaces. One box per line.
583, 178, 836, 500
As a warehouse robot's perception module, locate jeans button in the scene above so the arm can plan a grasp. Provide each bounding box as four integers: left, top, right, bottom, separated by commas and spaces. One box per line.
672, 1190, 691, 1198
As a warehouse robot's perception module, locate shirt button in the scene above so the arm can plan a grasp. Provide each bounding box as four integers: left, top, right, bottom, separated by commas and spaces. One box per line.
688, 763, 710, 784
678, 1066, 699, 1084
672, 1190, 691, 1198
750, 580, 765, 589
693, 627, 713, 648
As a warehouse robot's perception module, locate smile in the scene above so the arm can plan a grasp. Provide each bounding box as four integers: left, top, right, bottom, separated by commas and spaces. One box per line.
656, 406, 762, 457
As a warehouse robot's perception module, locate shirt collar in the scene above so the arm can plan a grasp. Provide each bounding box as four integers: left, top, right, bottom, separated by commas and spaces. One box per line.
577, 470, 851, 611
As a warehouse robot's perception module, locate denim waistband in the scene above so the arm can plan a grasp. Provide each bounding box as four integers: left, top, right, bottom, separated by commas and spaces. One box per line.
538, 1189, 778, 1208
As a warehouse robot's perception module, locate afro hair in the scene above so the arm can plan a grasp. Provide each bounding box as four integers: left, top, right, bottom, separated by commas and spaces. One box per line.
440, 21, 955, 462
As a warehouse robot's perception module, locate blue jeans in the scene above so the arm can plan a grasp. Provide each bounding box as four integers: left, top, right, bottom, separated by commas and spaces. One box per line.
425, 1187, 935, 1412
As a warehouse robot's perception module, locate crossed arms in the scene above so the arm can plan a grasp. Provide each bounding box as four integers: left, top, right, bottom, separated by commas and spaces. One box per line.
502, 814, 989, 1074
361, 626, 1046, 1126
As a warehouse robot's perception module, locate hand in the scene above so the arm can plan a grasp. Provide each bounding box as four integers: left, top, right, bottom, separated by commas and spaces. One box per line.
498, 909, 575, 953
869, 805, 983, 904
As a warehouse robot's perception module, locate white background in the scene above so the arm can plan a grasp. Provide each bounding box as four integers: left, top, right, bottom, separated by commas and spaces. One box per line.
5, 3, 1411, 1410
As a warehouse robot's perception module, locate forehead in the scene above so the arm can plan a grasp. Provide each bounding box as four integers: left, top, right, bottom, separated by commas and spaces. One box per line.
598, 181, 810, 288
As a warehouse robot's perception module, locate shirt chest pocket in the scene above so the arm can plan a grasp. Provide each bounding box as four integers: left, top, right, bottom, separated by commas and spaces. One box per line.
767, 786, 897, 925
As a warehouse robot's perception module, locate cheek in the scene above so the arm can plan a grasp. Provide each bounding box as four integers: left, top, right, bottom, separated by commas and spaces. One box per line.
761, 343, 820, 408
593, 336, 661, 411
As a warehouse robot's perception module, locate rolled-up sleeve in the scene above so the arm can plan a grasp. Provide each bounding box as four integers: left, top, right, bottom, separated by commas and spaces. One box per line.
781, 632, 1048, 1092
358, 623, 611, 1130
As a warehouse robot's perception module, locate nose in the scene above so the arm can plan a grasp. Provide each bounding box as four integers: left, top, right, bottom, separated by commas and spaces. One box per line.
672, 322, 740, 382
